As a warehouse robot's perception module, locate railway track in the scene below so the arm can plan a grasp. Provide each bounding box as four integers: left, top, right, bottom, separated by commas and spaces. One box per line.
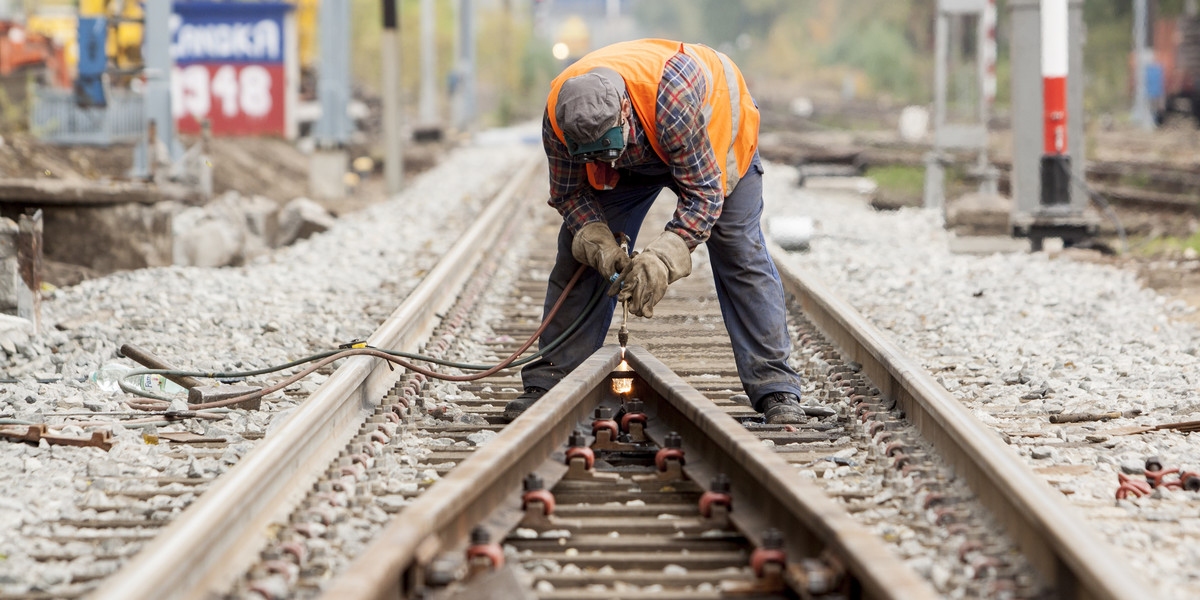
63, 156, 1149, 599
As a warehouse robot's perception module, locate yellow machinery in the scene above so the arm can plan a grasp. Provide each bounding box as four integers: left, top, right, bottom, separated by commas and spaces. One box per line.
24, 0, 319, 77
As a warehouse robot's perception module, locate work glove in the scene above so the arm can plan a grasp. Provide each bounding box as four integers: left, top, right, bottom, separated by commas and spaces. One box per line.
613, 231, 691, 318
571, 222, 631, 280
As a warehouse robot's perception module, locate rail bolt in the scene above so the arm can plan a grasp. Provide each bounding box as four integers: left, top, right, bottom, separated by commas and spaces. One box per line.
751, 528, 788, 579
569, 430, 588, 448
592, 407, 619, 443
620, 399, 648, 429
1183, 471, 1200, 492
566, 433, 595, 470
1144, 466, 1179, 489
522, 474, 556, 516
1145, 456, 1164, 472
655, 432, 686, 472
699, 474, 733, 518
884, 441, 907, 457
465, 527, 505, 574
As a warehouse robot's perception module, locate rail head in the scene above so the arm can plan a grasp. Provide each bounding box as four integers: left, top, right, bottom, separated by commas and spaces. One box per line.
327, 344, 937, 600
625, 345, 939, 600
323, 346, 623, 600
767, 239, 1148, 600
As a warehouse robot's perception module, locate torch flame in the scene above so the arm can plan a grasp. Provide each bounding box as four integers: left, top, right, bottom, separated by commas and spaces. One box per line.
612, 360, 633, 394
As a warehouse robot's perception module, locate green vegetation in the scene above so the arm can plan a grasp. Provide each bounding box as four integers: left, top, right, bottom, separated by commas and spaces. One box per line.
1121, 172, 1154, 189
865, 165, 925, 199
635, 0, 934, 104
349, 0, 558, 127
634, 0, 1196, 115
1134, 230, 1200, 256
340, 0, 1199, 127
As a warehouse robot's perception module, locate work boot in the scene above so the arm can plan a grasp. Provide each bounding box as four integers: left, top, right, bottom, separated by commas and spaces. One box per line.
504, 386, 548, 422
759, 392, 806, 425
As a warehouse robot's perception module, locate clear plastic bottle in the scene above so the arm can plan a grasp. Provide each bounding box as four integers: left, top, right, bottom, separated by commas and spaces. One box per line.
89, 363, 186, 395
88, 362, 131, 393
133, 373, 187, 395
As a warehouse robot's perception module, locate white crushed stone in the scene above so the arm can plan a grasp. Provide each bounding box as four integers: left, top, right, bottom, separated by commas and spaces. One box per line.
0, 138, 539, 594
764, 162, 1200, 599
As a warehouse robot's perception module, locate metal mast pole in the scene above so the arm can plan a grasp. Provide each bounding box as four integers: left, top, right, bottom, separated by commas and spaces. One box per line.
1039, 0, 1070, 207
418, 0, 438, 127
452, 0, 476, 133
1132, 0, 1155, 128
381, 0, 404, 193
138, 0, 180, 179
314, 0, 350, 146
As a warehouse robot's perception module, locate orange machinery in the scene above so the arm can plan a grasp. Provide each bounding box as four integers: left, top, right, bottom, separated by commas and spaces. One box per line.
0, 21, 70, 87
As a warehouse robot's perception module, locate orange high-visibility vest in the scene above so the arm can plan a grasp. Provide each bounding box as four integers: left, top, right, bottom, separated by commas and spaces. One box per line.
547, 39, 759, 196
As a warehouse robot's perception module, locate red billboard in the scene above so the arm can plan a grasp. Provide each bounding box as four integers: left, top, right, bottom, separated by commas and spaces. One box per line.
170, 2, 297, 138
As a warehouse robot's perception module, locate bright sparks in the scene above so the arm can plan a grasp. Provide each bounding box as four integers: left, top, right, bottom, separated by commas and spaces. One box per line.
612, 377, 632, 395
612, 360, 633, 394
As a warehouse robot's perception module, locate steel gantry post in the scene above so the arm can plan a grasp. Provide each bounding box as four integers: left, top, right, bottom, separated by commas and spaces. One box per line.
924, 0, 999, 213
381, 0, 405, 194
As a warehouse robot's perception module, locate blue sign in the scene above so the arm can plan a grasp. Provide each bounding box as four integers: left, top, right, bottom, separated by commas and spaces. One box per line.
1146, 63, 1165, 102
76, 17, 107, 107
171, 2, 293, 65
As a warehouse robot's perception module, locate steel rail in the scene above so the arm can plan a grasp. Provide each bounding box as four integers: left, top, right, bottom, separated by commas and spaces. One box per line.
91, 154, 542, 600
323, 346, 624, 600
624, 346, 939, 600
325, 344, 937, 600
767, 240, 1147, 600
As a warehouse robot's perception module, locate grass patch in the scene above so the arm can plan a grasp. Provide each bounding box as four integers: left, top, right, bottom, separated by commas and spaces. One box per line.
865, 165, 925, 198
1134, 231, 1200, 256
1120, 172, 1153, 189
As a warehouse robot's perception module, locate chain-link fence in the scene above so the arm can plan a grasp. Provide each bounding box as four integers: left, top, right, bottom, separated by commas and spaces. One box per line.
29, 86, 144, 145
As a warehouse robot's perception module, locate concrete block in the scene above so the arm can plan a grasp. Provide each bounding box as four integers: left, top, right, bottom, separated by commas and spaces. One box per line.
947, 192, 1012, 236
949, 235, 1031, 255
43, 202, 173, 272
0, 218, 18, 313
309, 149, 348, 200
276, 197, 335, 247
803, 176, 878, 197
175, 219, 244, 268
768, 216, 815, 251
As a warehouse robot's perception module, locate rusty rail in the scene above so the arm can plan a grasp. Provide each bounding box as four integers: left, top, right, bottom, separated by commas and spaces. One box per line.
91, 155, 542, 600
767, 240, 1147, 600
323, 345, 938, 600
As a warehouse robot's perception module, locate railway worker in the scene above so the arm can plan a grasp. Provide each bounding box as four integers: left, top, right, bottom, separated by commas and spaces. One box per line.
506, 39, 811, 425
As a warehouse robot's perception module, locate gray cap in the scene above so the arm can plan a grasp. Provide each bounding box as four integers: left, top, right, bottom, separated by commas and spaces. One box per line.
555, 67, 626, 144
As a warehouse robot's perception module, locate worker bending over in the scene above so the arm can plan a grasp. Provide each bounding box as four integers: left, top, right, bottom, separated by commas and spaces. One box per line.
507, 39, 813, 425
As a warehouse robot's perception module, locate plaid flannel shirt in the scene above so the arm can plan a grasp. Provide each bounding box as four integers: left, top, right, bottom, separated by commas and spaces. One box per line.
543, 52, 723, 249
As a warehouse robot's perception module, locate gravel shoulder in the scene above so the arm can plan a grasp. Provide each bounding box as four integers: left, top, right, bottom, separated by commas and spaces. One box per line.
763, 164, 1200, 599
0, 129, 540, 595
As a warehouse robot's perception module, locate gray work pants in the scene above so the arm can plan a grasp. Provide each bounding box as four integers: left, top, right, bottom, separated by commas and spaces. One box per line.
521, 154, 803, 410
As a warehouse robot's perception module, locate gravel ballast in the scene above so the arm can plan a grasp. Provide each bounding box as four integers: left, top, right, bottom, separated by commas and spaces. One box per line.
764, 165, 1200, 598
0, 134, 539, 595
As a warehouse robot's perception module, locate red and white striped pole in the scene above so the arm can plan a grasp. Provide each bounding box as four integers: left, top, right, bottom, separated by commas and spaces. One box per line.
1040, 0, 1070, 205
983, 0, 997, 107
